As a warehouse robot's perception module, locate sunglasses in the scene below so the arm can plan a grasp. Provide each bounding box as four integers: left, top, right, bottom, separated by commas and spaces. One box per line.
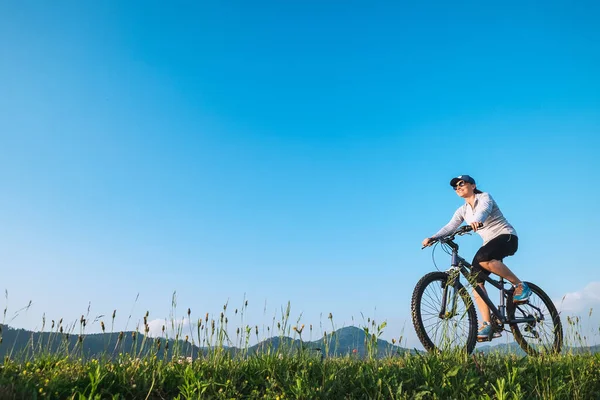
453, 181, 468, 190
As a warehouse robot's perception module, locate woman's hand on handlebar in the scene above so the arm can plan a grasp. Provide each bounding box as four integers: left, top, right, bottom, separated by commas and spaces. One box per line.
422, 237, 434, 248
469, 222, 483, 232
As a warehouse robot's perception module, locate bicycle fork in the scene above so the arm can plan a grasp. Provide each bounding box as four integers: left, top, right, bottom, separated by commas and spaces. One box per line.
439, 272, 460, 319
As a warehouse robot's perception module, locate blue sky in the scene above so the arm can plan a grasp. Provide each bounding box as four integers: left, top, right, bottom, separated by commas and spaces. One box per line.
1, 1, 599, 348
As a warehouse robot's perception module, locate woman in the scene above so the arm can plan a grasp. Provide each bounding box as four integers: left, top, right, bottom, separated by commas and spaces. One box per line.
421, 175, 531, 341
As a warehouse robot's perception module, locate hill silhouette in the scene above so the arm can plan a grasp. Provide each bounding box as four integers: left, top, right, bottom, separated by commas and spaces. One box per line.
476, 341, 600, 355
250, 326, 413, 357
0, 324, 411, 360
0, 324, 597, 360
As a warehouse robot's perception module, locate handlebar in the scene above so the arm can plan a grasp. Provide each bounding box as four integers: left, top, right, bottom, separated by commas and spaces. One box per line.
421, 223, 483, 249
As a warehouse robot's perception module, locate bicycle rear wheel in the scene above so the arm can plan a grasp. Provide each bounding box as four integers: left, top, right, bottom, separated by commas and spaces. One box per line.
507, 281, 562, 356
411, 271, 478, 354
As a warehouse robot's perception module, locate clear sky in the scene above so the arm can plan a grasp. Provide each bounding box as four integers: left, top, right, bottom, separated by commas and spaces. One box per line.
1, 1, 599, 349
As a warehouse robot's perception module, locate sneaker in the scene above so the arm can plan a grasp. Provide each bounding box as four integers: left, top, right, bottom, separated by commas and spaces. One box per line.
513, 282, 532, 303
477, 322, 493, 341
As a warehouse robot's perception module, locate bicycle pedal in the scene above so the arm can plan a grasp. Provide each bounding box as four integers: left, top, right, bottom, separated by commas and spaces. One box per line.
477, 333, 501, 342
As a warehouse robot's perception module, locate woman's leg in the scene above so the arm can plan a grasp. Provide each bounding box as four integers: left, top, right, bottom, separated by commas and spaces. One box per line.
479, 260, 520, 286
479, 259, 531, 302
472, 283, 491, 324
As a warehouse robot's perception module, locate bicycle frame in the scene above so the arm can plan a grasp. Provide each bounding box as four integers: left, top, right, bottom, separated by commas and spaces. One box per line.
441, 241, 539, 326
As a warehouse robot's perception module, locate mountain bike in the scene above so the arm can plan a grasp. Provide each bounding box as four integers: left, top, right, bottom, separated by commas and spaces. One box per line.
411, 225, 563, 355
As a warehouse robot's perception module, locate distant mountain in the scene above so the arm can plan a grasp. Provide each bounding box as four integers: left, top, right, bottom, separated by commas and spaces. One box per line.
0, 324, 198, 361
0, 324, 410, 361
476, 341, 600, 355
249, 326, 414, 358
476, 342, 527, 355
0, 324, 596, 361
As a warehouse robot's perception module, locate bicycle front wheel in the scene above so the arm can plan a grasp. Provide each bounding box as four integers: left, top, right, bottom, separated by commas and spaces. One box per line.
411, 271, 478, 354
507, 281, 563, 356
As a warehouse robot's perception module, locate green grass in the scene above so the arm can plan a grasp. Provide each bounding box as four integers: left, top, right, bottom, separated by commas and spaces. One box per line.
0, 350, 599, 399
0, 295, 599, 399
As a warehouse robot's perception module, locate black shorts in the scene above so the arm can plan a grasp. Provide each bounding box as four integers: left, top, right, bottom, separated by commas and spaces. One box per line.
471, 234, 518, 283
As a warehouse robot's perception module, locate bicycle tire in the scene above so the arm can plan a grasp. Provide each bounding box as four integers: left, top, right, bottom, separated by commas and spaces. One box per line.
507, 281, 563, 356
411, 271, 478, 354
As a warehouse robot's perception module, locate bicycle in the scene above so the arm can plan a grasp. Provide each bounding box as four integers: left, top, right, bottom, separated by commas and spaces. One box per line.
411, 225, 563, 355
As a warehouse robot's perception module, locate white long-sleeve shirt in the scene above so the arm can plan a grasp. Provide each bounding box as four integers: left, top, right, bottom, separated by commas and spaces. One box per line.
432, 192, 517, 245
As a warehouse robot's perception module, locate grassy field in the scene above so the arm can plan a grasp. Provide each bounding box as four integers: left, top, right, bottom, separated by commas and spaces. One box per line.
0, 299, 599, 399
0, 348, 599, 399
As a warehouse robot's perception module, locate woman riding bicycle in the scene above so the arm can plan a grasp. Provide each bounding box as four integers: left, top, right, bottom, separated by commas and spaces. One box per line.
421, 175, 532, 341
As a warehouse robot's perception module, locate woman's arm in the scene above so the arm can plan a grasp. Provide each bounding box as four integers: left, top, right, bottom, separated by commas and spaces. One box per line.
431, 207, 464, 239
472, 193, 494, 223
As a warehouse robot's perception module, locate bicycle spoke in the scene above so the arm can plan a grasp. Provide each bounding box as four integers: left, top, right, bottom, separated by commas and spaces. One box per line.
421, 296, 440, 313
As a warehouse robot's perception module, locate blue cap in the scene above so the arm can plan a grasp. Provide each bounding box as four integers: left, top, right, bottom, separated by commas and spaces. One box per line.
450, 175, 476, 187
